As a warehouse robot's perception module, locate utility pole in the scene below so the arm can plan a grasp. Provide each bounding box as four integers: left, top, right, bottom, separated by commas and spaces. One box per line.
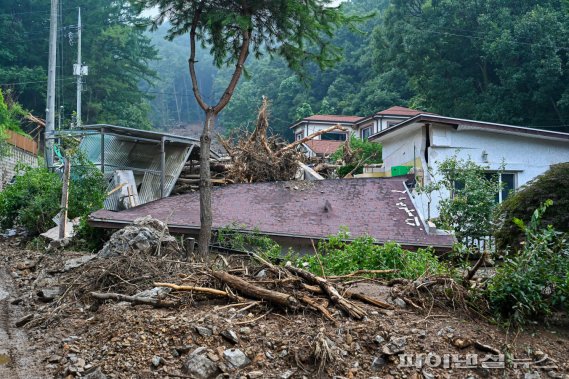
45, 0, 59, 167
73, 7, 87, 128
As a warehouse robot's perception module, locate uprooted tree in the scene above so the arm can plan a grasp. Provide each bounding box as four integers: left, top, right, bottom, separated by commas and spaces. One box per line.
220, 97, 346, 183
136, 0, 362, 257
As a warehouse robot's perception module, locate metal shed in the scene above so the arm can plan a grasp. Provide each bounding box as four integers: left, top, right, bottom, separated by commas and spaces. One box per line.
55, 124, 219, 210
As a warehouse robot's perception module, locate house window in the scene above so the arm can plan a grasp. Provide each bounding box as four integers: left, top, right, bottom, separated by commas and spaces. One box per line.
454, 172, 516, 203
483, 172, 516, 203
295, 132, 303, 141
361, 127, 371, 140
387, 121, 398, 128
321, 132, 347, 141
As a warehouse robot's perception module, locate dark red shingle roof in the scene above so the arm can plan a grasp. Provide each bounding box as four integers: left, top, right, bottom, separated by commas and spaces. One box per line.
304, 140, 343, 156
90, 178, 454, 248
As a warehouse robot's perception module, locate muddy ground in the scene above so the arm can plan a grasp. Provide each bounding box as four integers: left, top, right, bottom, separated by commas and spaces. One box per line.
0, 240, 568, 379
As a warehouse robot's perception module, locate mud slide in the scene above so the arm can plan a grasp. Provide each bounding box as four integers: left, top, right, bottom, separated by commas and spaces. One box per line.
0, 267, 46, 379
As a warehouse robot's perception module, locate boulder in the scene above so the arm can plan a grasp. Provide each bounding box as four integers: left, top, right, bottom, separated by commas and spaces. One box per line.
182, 347, 220, 379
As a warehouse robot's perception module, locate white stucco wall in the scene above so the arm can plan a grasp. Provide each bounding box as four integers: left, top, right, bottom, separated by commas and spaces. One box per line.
292, 122, 356, 140
379, 123, 569, 221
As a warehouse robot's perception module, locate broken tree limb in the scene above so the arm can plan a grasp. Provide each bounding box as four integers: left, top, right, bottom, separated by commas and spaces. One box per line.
345, 292, 394, 310
464, 251, 487, 283
153, 282, 231, 298
211, 271, 299, 310
278, 124, 348, 155
301, 283, 394, 310
298, 294, 336, 324
286, 265, 367, 320
90, 291, 179, 308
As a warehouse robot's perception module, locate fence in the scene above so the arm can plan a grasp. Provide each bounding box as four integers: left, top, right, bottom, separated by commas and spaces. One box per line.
5, 130, 38, 155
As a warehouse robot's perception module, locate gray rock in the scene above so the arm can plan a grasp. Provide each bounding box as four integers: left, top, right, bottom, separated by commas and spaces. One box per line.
280, 370, 294, 379
223, 349, 251, 369
255, 269, 267, 278
239, 327, 251, 335
182, 348, 220, 379
151, 355, 163, 367
248, 371, 264, 379
381, 336, 407, 355
37, 287, 62, 302
373, 335, 385, 345
135, 287, 172, 299
82, 367, 108, 379
63, 254, 97, 271
371, 356, 386, 371
422, 369, 435, 379
220, 330, 239, 344
393, 298, 407, 308
195, 326, 213, 337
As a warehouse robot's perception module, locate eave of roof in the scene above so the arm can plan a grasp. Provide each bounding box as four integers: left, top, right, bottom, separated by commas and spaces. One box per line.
368, 114, 569, 141
289, 115, 363, 129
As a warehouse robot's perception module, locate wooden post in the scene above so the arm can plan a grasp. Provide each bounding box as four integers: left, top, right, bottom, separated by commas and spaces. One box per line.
58, 159, 71, 240
160, 136, 166, 198
184, 237, 195, 260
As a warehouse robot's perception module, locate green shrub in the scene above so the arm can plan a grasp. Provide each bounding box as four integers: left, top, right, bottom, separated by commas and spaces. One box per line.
486, 200, 569, 325
216, 224, 282, 258
494, 163, 569, 252
0, 155, 106, 235
300, 228, 448, 279
331, 135, 382, 176
418, 155, 502, 244
0, 165, 61, 234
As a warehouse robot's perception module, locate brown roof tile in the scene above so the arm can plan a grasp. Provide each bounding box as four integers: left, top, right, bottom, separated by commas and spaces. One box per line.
303, 114, 363, 123
304, 140, 343, 156
90, 178, 454, 249
376, 106, 430, 116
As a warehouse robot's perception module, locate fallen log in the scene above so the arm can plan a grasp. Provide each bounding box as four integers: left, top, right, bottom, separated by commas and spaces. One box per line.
153, 282, 231, 298
464, 251, 487, 283
211, 271, 299, 310
278, 124, 348, 155
298, 295, 336, 324
286, 265, 367, 320
302, 283, 394, 310
90, 291, 179, 308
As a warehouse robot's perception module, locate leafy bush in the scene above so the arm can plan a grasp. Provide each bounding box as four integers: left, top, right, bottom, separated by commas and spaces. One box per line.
216, 224, 282, 259
331, 136, 382, 176
300, 229, 448, 279
0, 156, 106, 235
0, 165, 61, 234
494, 163, 569, 252
486, 200, 569, 325
418, 155, 502, 244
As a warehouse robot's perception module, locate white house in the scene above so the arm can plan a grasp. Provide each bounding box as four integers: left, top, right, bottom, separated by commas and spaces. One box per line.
289, 106, 426, 141
368, 113, 569, 220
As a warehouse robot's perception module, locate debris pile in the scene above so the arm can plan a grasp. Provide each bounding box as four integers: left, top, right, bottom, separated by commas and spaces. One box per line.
3, 241, 569, 378
98, 216, 181, 258
171, 97, 347, 194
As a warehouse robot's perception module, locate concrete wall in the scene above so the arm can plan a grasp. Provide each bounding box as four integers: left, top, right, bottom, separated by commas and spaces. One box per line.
398, 124, 569, 220
0, 144, 39, 190
293, 121, 355, 140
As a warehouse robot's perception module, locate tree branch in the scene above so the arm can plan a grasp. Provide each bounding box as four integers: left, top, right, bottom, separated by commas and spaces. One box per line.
188, 4, 209, 111
213, 28, 251, 113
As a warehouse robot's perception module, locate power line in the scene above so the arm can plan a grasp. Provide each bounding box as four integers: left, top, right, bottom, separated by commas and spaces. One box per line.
0, 78, 75, 86
404, 21, 569, 50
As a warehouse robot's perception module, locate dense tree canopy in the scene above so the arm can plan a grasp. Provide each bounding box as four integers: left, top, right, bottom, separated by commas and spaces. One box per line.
197, 0, 569, 137
0, 0, 158, 129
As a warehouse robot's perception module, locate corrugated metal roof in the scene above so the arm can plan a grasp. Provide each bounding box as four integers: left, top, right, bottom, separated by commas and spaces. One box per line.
55, 124, 214, 211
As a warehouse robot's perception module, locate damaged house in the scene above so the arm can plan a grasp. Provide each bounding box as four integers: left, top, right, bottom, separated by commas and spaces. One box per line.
56, 124, 221, 210
89, 177, 454, 252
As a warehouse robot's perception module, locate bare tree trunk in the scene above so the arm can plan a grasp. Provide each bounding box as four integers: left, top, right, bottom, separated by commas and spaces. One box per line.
197, 110, 215, 257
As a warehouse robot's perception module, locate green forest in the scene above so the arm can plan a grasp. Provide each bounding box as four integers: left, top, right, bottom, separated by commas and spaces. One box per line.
2, 0, 569, 138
